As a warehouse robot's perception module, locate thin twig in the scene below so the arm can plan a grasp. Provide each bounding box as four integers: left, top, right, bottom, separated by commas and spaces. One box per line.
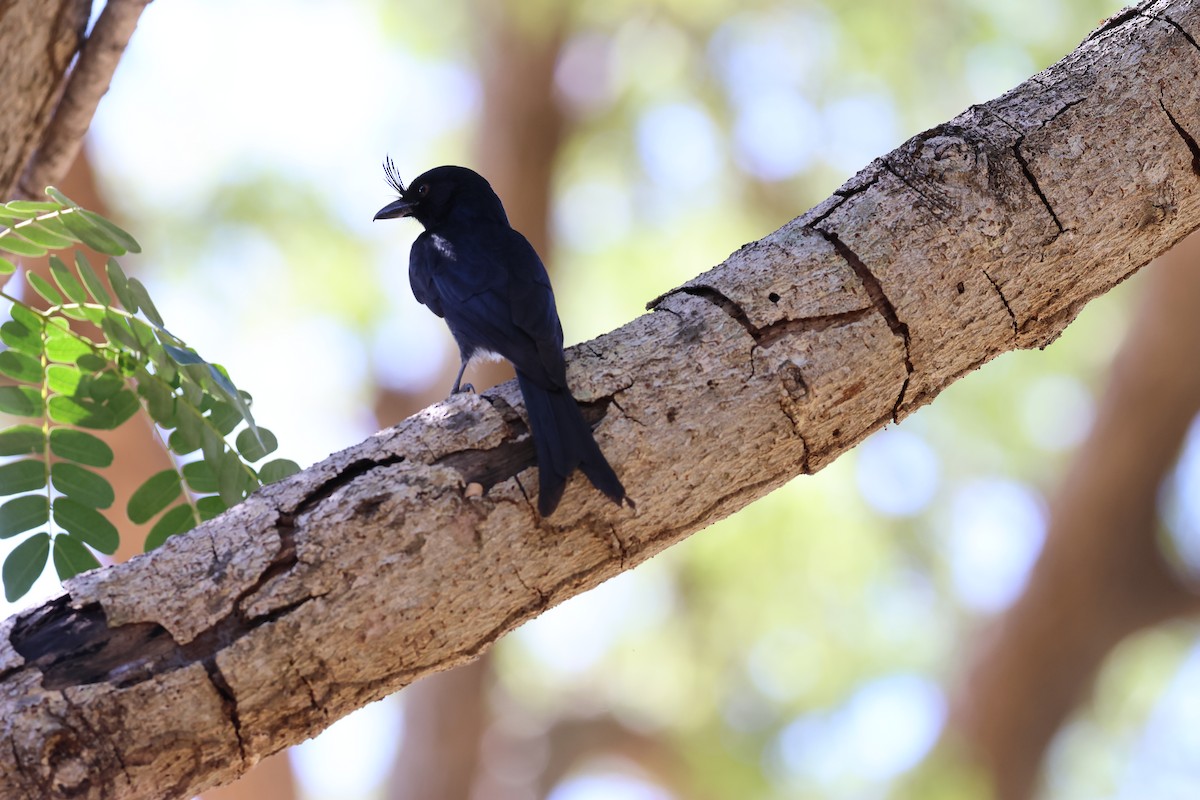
17, 0, 154, 200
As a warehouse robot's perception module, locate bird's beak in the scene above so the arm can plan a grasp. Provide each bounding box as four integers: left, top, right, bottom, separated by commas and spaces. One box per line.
373, 198, 417, 221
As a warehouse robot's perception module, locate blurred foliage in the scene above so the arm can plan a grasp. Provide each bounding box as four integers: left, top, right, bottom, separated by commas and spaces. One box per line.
83, 0, 1200, 797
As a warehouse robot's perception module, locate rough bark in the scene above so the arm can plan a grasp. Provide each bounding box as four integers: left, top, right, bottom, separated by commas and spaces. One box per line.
2, 3, 1200, 798
952, 230, 1200, 799
0, 0, 90, 198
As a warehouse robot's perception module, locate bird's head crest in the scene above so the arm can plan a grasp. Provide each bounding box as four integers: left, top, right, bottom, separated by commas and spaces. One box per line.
382, 157, 406, 196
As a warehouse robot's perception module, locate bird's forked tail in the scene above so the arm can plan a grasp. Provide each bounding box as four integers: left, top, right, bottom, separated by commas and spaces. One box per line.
516, 371, 627, 516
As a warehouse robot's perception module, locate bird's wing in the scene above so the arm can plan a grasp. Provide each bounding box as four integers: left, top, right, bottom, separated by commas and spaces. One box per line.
408, 233, 446, 318
417, 225, 567, 388
502, 232, 568, 389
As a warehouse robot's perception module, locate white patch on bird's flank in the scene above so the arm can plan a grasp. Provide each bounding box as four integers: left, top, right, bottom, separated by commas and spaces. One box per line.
470, 350, 504, 364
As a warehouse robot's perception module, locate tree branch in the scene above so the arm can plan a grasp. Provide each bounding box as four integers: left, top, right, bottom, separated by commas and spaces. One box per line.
0, 0, 90, 198
17, 0, 153, 200
2, 1, 1200, 797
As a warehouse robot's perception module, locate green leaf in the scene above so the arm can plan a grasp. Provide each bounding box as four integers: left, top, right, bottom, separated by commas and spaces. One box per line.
182, 460, 217, 492
87, 372, 123, 402
259, 458, 301, 484
14, 221, 72, 250
163, 343, 204, 366
126, 316, 157, 351
208, 402, 242, 436
0, 495, 48, 537
32, 214, 73, 240
0, 350, 43, 383
137, 373, 176, 426
101, 311, 139, 350
196, 495, 227, 521
3, 532, 49, 601
0, 385, 42, 417
128, 469, 182, 524
0, 460, 47, 494
217, 450, 248, 506
180, 372, 204, 406
52, 533, 101, 580
26, 272, 63, 306
169, 409, 202, 454
105, 388, 139, 427
0, 320, 41, 356
48, 255, 87, 303
60, 305, 104, 324
74, 251, 111, 305
0, 256, 16, 274
43, 188, 75, 207
236, 426, 277, 461
200, 426, 224, 467
0, 425, 44, 456
52, 498, 117, 554
51, 462, 114, 509
44, 323, 94, 363
10, 303, 41, 329
49, 428, 113, 467
145, 341, 177, 385
46, 364, 85, 396
105, 258, 137, 311
0, 235, 47, 257
214, 369, 256, 427
47, 395, 114, 429
59, 209, 123, 256
126, 278, 163, 327
144, 504, 195, 551
5, 201, 59, 215
76, 353, 109, 372
80, 211, 140, 254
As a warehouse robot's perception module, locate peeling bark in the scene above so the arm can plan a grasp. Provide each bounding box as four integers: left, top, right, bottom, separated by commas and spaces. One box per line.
2, 2, 1200, 798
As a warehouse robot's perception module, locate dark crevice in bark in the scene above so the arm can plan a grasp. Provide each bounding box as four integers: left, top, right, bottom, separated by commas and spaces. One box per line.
812, 228, 914, 420
673, 285, 757, 339
1086, 6, 1143, 42
984, 270, 1019, 334
757, 308, 873, 347
6, 455, 411, 693
655, 285, 874, 352
202, 656, 245, 764
1046, 97, 1088, 125
1159, 96, 1200, 176
1144, 11, 1200, 54
1013, 136, 1065, 234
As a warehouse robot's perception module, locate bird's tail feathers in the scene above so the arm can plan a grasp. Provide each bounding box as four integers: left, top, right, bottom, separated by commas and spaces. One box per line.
517, 372, 627, 517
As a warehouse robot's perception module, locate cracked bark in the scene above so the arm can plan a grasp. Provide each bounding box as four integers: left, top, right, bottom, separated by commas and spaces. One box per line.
3, 2, 1200, 798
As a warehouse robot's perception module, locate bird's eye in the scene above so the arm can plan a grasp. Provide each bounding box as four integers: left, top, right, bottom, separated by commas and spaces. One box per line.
417, 183, 429, 197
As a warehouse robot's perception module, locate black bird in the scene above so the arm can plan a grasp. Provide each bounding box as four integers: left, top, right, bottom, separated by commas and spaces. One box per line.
374, 161, 628, 517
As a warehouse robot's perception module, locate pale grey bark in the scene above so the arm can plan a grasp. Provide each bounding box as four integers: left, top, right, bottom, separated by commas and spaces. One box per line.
3, 2, 1200, 798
